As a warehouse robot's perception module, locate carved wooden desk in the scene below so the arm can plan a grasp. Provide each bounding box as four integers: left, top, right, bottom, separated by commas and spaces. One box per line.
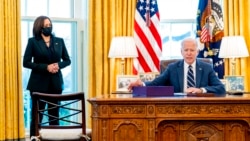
88, 94, 250, 141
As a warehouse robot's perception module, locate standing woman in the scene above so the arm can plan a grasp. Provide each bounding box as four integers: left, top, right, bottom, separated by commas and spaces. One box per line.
23, 15, 71, 137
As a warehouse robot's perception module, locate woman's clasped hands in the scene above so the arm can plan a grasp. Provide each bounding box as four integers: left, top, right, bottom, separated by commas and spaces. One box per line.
47, 63, 59, 73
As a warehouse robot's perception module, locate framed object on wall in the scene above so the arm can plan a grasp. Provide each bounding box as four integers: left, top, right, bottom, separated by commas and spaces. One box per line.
139, 72, 160, 82
224, 75, 244, 92
116, 75, 139, 92
220, 79, 227, 91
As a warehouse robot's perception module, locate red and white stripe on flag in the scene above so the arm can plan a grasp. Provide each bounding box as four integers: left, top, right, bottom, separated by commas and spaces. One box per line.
133, 0, 162, 74
200, 24, 210, 43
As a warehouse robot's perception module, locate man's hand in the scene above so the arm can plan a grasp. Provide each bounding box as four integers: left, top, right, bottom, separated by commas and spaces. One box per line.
127, 79, 143, 91
185, 87, 203, 93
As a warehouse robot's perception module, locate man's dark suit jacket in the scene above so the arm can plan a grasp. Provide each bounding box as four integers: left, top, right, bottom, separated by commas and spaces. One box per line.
145, 59, 225, 94
23, 36, 71, 92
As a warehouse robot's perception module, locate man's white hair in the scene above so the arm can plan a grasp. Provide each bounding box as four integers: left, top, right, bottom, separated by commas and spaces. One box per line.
181, 38, 199, 50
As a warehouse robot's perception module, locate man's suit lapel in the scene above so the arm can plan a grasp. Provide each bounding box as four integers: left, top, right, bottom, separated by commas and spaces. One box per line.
177, 61, 184, 92
196, 60, 203, 88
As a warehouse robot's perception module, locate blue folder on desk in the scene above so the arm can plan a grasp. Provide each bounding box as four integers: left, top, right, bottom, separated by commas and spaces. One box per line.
132, 86, 174, 97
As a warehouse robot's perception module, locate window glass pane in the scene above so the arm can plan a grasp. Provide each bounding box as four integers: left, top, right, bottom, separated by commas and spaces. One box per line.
158, 0, 199, 59
159, 23, 171, 58
49, 0, 72, 17
21, 0, 26, 16
52, 22, 76, 92
21, 0, 72, 18
160, 23, 196, 59
21, 21, 33, 55
158, 0, 199, 19
25, 0, 48, 16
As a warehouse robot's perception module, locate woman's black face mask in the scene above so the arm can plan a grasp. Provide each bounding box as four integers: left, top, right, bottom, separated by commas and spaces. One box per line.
42, 27, 52, 36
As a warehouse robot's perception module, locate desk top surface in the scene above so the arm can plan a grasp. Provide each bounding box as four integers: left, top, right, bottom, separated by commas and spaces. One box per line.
88, 93, 250, 104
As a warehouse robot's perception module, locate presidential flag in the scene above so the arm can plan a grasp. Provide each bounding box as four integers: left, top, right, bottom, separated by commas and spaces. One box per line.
133, 0, 162, 74
196, 0, 224, 78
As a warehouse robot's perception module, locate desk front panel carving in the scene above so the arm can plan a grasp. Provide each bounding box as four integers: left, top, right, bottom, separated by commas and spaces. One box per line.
156, 104, 250, 118
156, 120, 250, 141
88, 95, 250, 141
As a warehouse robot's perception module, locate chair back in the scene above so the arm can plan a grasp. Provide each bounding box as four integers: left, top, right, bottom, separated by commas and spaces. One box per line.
32, 92, 91, 141
160, 58, 213, 73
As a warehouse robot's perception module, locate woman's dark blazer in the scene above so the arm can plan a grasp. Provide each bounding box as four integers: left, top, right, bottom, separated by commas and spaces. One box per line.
23, 36, 71, 92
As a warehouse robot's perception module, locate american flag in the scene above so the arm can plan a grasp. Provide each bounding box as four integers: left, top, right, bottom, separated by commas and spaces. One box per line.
196, 0, 224, 78
200, 0, 211, 43
133, 0, 162, 74
200, 22, 210, 42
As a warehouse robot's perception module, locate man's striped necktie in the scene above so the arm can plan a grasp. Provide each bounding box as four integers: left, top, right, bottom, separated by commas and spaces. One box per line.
187, 65, 195, 88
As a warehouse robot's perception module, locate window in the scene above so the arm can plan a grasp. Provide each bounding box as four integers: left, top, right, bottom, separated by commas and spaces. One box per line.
21, 0, 85, 131
158, 0, 199, 59
21, 0, 73, 17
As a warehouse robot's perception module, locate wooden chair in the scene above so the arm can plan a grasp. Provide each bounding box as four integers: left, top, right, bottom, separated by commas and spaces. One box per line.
159, 58, 213, 73
31, 92, 91, 141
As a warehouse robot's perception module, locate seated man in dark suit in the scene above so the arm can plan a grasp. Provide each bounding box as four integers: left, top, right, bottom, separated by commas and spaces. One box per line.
128, 38, 225, 94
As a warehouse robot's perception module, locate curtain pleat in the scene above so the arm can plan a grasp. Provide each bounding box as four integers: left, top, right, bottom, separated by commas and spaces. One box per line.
88, 0, 136, 127
88, 0, 136, 98
223, 0, 250, 91
0, 0, 25, 140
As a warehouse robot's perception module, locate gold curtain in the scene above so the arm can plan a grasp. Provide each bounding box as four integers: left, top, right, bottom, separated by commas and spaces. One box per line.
88, 0, 136, 127
88, 0, 136, 98
223, 0, 250, 91
0, 0, 25, 140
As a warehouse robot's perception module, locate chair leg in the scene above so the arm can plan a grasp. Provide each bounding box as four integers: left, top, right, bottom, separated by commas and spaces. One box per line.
81, 134, 91, 141
30, 135, 41, 141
